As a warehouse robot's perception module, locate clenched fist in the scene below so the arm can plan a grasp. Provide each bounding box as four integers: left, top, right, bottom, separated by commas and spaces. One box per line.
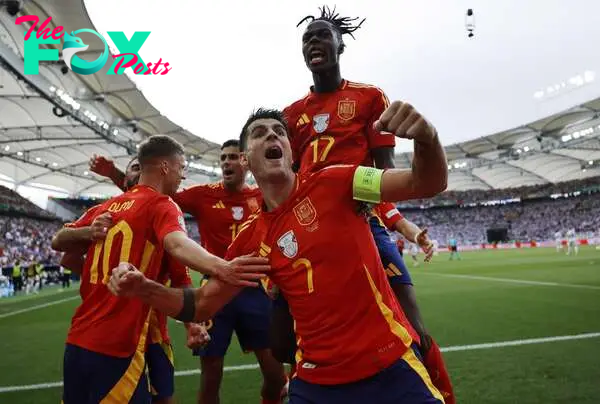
374, 101, 437, 143
90, 212, 112, 241
415, 228, 434, 262
89, 154, 115, 177
108, 262, 146, 297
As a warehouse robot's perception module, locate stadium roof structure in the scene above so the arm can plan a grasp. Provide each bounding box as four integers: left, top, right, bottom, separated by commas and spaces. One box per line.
391, 98, 600, 190
0, 0, 222, 198
0, 1, 599, 197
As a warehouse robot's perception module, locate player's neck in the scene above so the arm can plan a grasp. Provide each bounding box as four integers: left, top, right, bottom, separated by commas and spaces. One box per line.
223, 181, 244, 193
137, 174, 164, 194
258, 172, 296, 212
312, 65, 342, 93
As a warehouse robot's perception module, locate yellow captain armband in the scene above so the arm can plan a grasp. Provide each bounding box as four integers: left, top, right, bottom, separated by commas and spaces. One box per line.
352, 166, 384, 203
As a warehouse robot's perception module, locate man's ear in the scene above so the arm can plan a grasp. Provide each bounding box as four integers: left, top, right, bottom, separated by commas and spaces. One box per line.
240, 152, 249, 169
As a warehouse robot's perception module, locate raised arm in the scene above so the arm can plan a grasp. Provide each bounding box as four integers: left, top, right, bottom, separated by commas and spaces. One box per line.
374, 101, 447, 201
89, 154, 127, 192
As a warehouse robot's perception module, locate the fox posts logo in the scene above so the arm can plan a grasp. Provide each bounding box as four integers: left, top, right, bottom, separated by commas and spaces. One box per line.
16, 15, 171, 76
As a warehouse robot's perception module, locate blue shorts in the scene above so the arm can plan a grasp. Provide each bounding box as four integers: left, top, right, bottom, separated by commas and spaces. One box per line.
369, 217, 413, 286
62, 343, 151, 404
289, 345, 444, 404
146, 342, 175, 401
194, 286, 272, 357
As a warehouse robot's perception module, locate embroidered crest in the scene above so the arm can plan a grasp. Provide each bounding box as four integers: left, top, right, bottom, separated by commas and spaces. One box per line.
247, 197, 259, 212
337, 99, 356, 121
293, 197, 317, 226
313, 113, 330, 134
277, 230, 298, 259
231, 206, 244, 221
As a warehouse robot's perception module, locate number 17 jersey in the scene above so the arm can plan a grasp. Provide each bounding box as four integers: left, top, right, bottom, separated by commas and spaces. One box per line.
65, 185, 186, 358
283, 79, 396, 175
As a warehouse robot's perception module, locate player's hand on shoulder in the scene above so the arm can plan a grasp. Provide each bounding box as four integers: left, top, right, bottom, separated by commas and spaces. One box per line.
108, 262, 145, 297
89, 154, 115, 177
215, 254, 271, 288
416, 228, 434, 262
90, 212, 112, 241
374, 101, 436, 143
186, 322, 211, 350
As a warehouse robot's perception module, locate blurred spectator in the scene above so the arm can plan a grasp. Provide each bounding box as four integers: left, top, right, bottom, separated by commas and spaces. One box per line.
403, 193, 600, 245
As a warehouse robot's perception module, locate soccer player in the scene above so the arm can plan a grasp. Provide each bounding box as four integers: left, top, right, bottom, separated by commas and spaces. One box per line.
90, 140, 286, 404
566, 228, 578, 256
51, 135, 269, 404
281, 7, 453, 401
59, 156, 208, 404
410, 243, 420, 267
448, 237, 460, 260
554, 230, 563, 253
108, 104, 448, 403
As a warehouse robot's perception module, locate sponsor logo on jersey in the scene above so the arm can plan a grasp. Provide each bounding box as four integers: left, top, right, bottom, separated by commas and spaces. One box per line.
296, 113, 310, 127
212, 200, 225, 209
313, 113, 329, 134
277, 230, 298, 259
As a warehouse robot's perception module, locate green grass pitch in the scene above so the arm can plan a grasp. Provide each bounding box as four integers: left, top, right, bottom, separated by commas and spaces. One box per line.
1, 247, 599, 403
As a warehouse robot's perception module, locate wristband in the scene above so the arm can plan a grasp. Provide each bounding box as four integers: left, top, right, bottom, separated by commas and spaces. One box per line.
174, 287, 196, 322
353, 166, 383, 203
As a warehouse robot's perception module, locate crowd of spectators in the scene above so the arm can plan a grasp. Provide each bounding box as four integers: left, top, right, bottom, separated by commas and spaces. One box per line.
399, 175, 600, 208
1, 177, 598, 275
403, 193, 600, 245
1, 185, 55, 218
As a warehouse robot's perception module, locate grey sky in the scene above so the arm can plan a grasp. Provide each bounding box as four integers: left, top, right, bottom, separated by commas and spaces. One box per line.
84, 0, 600, 153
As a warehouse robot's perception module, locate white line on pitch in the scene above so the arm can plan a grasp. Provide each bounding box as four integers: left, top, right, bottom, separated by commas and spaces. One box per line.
0, 296, 79, 320
1, 331, 599, 394
422, 272, 600, 290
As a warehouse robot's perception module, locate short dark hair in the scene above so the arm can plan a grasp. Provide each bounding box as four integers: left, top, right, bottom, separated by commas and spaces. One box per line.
138, 135, 184, 166
239, 108, 288, 151
221, 139, 240, 150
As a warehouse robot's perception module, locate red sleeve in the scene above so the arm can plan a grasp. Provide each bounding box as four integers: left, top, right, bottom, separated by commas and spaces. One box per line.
314, 164, 357, 200
366, 87, 396, 149
375, 202, 404, 230
151, 197, 187, 245
172, 186, 206, 215
165, 254, 192, 288
64, 205, 102, 228
283, 104, 302, 165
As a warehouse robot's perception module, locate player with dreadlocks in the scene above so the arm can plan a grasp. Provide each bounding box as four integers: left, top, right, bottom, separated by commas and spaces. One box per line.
274, 6, 455, 403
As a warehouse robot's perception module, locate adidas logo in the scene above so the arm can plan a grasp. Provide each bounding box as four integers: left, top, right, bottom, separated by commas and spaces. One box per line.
296, 113, 309, 127
212, 201, 225, 209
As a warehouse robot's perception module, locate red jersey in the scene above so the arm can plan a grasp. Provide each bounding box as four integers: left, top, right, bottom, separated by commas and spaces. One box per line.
225, 165, 414, 385
173, 183, 261, 258
373, 202, 404, 230
283, 79, 395, 175
148, 254, 193, 345
65, 185, 186, 357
